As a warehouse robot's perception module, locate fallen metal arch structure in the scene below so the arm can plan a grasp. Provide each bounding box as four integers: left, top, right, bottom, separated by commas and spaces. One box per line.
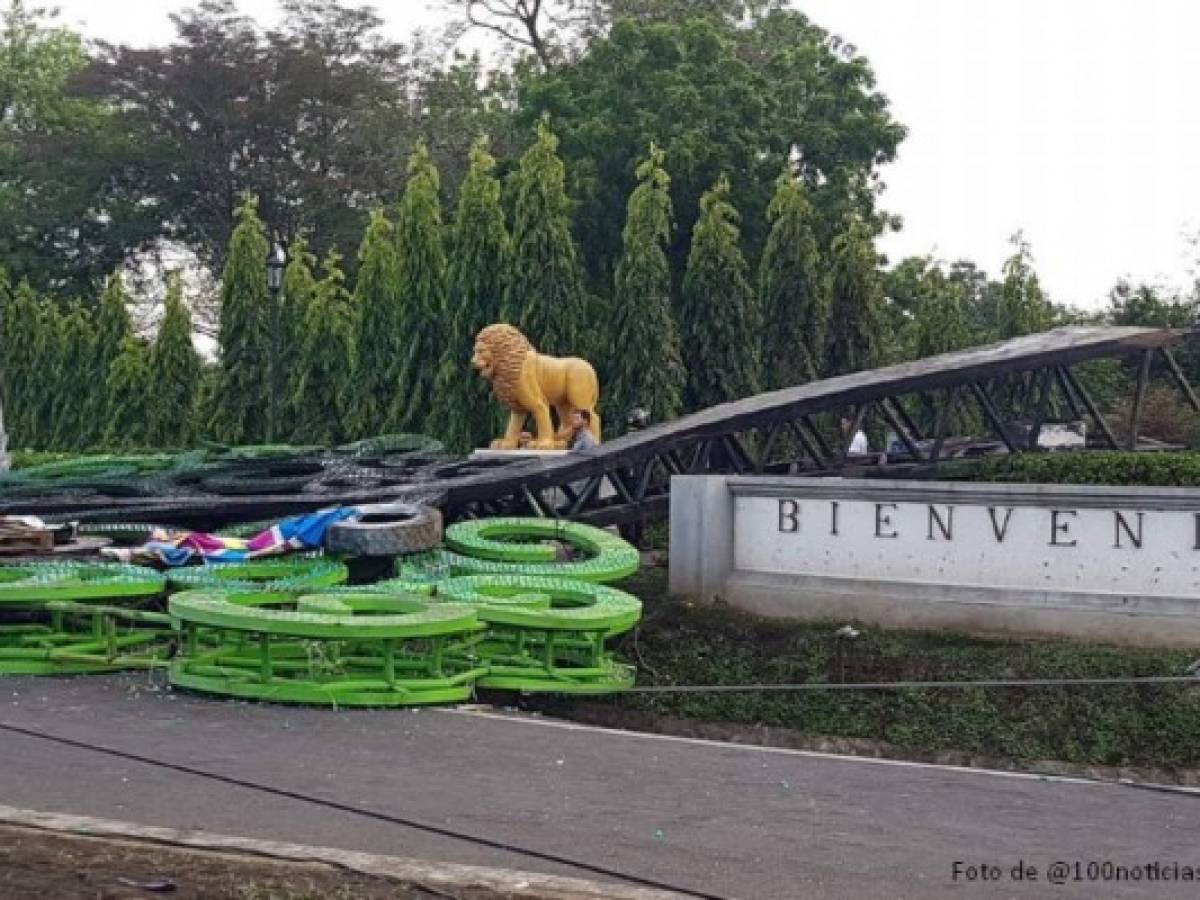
8, 326, 1199, 530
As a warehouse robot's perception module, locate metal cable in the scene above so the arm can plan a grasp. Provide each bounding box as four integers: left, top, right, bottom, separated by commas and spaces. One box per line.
624, 676, 1200, 693
0, 721, 725, 900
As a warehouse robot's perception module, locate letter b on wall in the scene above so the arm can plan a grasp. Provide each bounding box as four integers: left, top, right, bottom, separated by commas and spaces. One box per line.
778, 499, 800, 533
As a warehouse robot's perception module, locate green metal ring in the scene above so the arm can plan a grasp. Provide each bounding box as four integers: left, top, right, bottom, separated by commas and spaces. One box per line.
398, 540, 639, 583
166, 557, 349, 592
0, 562, 166, 604
437, 575, 642, 633
169, 589, 480, 639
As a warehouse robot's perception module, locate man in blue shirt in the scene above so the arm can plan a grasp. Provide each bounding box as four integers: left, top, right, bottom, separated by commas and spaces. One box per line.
568, 409, 599, 451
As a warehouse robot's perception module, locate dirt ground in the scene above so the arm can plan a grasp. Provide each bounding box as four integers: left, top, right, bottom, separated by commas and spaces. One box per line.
0, 824, 484, 899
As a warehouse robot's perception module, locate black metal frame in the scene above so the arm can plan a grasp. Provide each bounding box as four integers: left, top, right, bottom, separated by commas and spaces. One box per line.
10, 327, 1200, 533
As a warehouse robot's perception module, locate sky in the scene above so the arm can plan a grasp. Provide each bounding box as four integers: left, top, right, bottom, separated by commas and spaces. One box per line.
48, 0, 1200, 310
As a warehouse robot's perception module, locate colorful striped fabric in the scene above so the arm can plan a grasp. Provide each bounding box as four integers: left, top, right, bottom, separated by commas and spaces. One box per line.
102, 507, 359, 566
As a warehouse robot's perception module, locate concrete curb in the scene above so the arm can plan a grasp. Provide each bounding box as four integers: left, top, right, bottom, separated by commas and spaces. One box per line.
0, 804, 688, 900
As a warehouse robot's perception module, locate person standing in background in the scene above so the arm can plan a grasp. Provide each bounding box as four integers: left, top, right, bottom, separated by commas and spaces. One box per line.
840, 414, 869, 454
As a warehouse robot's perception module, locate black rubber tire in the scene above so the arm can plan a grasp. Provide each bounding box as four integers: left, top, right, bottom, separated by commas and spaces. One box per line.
302, 467, 415, 494
325, 503, 444, 557
199, 460, 329, 496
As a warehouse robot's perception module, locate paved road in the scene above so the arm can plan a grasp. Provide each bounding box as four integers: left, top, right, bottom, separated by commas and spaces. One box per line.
0, 675, 1196, 899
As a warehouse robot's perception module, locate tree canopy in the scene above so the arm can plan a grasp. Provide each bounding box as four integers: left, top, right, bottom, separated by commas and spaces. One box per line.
759, 171, 825, 388
680, 176, 760, 410
515, 11, 905, 289
435, 139, 510, 452
503, 120, 590, 355
607, 144, 685, 427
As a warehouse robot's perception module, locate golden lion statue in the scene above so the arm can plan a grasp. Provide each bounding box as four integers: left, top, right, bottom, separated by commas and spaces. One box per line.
472, 324, 602, 450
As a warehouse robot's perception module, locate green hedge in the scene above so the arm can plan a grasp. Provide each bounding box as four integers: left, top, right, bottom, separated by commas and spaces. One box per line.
940, 451, 1200, 487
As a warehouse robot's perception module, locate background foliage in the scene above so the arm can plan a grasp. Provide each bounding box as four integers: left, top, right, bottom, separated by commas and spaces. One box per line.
2, 0, 1198, 454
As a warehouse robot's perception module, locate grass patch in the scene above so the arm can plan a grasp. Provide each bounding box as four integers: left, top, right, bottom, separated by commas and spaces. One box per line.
600, 568, 1200, 770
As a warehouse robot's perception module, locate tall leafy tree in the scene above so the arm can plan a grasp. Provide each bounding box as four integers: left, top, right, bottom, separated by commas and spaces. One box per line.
442, 1, 788, 67
275, 234, 318, 435
759, 171, 825, 388
1, 280, 44, 446
434, 138, 510, 452
60, 1, 504, 282
996, 232, 1052, 339
679, 176, 760, 410
213, 196, 270, 443
291, 252, 357, 444
149, 273, 201, 447
504, 120, 589, 355
0, 1, 154, 295
75, 1, 401, 272
607, 144, 684, 428
0, 267, 9, 466
825, 217, 883, 377
85, 273, 133, 445
352, 209, 403, 436
49, 302, 94, 450
102, 337, 151, 449
389, 142, 449, 433
913, 268, 970, 359
516, 13, 906, 289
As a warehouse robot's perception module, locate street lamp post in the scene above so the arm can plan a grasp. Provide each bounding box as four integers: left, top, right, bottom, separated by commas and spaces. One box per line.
265, 241, 287, 442
266, 242, 287, 295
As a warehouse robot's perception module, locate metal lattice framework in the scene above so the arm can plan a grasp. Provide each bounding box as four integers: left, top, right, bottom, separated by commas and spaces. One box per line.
431, 326, 1200, 529
9, 327, 1199, 531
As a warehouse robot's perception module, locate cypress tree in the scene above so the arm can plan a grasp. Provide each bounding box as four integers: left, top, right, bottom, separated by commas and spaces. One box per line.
191, 365, 223, 444
759, 172, 826, 387
0, 270, 15, 451
3, 282, 45, 447
0, 270, 10, 466
607, 143, 685, 429
33, 295, 65, 448
278, 236, 319, 437
679, 176, 761, 411
351, 210, 402, 436
434, 138, 510, 452
87, 274, 133, 445
388, 142, 448, 433
149, 273, 201, 448
103, 337, 152, 449
826, 217, 884, 377
291, 252, 357, 445
50, 303, 94, 451
504, 120, 589, 355
214, 196, 270, 443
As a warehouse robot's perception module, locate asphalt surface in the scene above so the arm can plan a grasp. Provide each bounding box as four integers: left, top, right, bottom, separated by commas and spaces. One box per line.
0, 675, 1196, 900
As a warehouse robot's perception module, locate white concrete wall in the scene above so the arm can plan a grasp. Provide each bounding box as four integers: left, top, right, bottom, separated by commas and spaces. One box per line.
670, 475, 1200, 646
